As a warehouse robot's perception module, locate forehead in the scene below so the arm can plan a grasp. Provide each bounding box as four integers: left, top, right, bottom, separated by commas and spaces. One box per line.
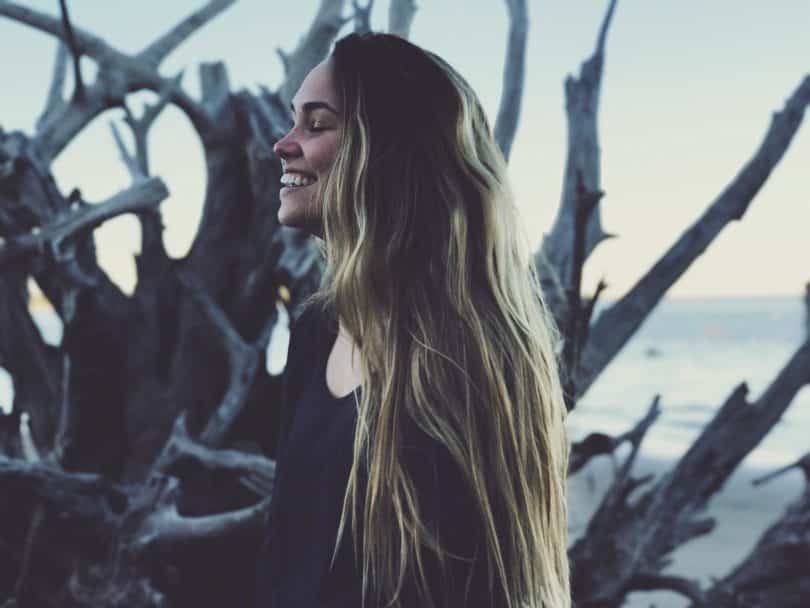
291, 59, 339, 112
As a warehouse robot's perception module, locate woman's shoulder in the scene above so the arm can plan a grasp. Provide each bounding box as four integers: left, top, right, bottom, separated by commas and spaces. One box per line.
287, 300, 335, 354
290, 299, 328, 334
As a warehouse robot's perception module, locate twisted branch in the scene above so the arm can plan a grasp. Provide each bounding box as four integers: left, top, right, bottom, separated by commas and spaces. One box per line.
136, 0, 237, 67
0, 177, 169, 270
0, 1, 215, 161
388, 0, 417, 38
57, 0, 84, 101
575, 72, 810, 400
277, 0, 349, 107
176, 269, 277, 447
36, 41, 68, 131
493, 0, 528, 160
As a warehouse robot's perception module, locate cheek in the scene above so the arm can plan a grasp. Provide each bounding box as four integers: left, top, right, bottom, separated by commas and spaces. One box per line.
310, 136, 340, 175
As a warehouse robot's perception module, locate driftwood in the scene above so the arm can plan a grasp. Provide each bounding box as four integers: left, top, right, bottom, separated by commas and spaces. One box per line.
0, 0, 808, 606
534, 0, 617, 323
570, 339, 810, 607
493, 0, 528, 161
560, 3, 810, 605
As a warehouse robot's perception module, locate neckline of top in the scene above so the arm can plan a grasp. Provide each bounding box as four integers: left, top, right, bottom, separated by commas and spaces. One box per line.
319, 319, 361, 402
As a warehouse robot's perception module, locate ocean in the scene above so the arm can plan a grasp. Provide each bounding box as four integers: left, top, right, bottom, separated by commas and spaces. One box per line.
569, 295, 809, 467
3, 295, 807, 468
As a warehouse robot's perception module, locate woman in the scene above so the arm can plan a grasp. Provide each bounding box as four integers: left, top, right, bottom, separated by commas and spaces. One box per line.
255, 32, 571, 608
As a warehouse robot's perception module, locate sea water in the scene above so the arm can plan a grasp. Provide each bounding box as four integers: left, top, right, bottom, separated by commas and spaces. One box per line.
569, 295, 809, 468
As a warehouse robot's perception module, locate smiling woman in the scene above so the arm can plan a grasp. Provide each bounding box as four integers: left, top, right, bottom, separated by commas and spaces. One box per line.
256, 32, 571, 608
273, 66, 342, 238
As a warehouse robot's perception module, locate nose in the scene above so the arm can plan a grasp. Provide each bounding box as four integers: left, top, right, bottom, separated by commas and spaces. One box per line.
273, 128, 301, 160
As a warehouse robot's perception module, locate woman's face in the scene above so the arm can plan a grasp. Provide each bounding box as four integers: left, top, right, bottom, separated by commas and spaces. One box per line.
273, 58, 342, 238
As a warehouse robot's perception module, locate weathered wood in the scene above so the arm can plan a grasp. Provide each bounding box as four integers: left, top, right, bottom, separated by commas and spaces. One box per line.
351, 0, 375, 34
0, 1, 217, 161
155, 414, 275, 498
575, 72, 810, 400
560, 171, 606, 410
276, 0, 348, 108
0, 454, 269, 607
701, 456, 810, 607
535, 0, 618, 325
570, 338, 810, 606
35, 41, 68, 132
388, 0, 417, 39
493, 0, 529, 161
57, 0, 85, 102
0, 177, 168, 270
136, 0, 237, 68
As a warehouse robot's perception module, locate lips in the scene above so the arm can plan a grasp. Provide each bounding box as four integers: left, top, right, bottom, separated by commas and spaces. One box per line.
283, 169, 317, 179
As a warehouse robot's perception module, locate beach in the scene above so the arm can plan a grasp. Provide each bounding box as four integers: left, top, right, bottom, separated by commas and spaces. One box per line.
568, 453, 806, 607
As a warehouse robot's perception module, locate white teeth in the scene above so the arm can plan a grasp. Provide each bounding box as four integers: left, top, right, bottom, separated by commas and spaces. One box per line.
280, 172, 316, 187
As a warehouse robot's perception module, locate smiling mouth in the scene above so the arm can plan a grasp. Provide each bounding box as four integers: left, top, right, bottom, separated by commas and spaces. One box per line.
280, 172, 317, 190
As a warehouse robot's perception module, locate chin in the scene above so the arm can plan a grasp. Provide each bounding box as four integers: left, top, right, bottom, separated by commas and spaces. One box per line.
277, 205, 321, 238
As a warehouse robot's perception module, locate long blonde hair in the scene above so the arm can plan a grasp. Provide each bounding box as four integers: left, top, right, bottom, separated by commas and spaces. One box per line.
302, 33, 570, 608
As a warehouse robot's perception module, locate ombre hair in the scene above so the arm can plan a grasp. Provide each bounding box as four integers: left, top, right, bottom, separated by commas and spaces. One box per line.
302, 32, 571, 608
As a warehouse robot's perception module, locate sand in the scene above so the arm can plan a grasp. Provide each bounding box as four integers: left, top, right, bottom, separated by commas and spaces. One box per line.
567, 453, 806, 607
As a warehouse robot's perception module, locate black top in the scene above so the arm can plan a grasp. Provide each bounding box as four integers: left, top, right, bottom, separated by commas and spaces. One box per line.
253, 303, 505, 607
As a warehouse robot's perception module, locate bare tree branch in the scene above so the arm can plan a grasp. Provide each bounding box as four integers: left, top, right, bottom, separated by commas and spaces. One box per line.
753, 452, 810, 486
535, 0, 618, 324
176, 269, 275, 448
571, 336, 810, 606
704, 465, 810, 606
0, 177, 169, 269
569, 395, 660, 475
277, 0, 348, 107
561, 171, 604, 409
136, 475, 271, 554
36, 41, 68, 132
109, 121, 145, 182
0, 456, 127, 526
156, 414, 275, 498
250, 84, 296, 142
199, 61, 231, 116
0, 454, 269, 578
105, 98, 169, 289
352, 0, 375, 33
57, 0, 84, 101
53, 329, 80, 468
136, 0, 237, 68
660, 338, 810, 513
0, 1, 215, 161
110, 71, 183, 182
493, 0, 528, 161
575, 73, 810, 400
388, 0, 417, 38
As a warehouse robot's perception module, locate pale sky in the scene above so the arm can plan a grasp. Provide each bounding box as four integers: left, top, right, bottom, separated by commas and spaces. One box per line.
2, 0, 808, 299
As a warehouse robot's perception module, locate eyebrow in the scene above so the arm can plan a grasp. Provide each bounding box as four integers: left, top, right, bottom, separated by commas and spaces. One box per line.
289, 100, 339, 115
